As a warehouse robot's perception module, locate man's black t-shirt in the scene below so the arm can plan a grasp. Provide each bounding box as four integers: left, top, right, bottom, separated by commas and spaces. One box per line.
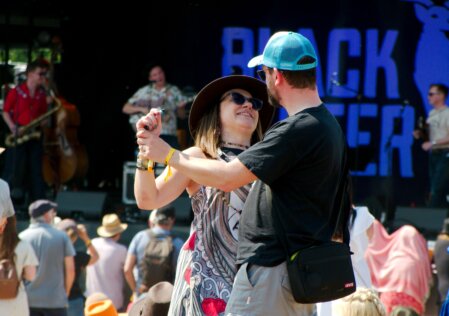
237, 104, 346, 267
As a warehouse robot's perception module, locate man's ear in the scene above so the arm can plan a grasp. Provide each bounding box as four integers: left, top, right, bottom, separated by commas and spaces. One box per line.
273, 68, 284, 86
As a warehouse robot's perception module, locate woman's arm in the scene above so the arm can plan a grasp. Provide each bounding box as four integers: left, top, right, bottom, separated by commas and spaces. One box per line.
22, 265, 36, 281
134, 146, 204, 210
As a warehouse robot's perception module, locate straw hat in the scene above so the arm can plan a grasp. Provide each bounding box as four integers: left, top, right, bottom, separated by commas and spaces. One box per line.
85, 299, 118, 316
97, 214, 128, 238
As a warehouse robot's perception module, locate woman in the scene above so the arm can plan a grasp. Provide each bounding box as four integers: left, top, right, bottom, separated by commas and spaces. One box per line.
134, 75, 274, 315
0, 191, 39, 316
57, 219, 99, 316
365, 220, 431, 315
434, 218, 449, 304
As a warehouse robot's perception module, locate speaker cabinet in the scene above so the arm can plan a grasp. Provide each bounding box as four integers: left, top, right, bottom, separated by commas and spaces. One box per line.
55, 191, 107, 219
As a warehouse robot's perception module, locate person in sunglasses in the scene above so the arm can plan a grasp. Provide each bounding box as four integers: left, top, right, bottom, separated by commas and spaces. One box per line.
413, 83, 449, 207
137, 31, 348, 316
2, 59, 51, 204
134, 75, 274, 315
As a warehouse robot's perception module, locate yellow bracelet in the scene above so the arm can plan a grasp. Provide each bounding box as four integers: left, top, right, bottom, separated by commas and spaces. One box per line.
164, 148, 176, 165
164, 148, 176, 182
147, 160, 155, 172
85, 239, 92, 248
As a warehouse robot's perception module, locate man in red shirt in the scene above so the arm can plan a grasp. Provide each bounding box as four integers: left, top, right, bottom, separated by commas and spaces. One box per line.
2, 59, 50, 202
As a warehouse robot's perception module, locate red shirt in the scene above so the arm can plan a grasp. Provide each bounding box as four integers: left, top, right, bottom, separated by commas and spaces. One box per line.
3, 83, 48, 126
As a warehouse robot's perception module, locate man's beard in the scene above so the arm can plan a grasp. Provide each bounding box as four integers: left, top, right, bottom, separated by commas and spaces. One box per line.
267, 87, 282, 108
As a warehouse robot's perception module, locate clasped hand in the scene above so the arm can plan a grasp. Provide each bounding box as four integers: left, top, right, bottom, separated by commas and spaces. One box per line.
135, 108, 171, 163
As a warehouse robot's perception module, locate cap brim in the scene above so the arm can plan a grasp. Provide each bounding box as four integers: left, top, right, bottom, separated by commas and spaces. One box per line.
247, 55, 263, 68
189, 75, 274, 139
0, 147, 5, 155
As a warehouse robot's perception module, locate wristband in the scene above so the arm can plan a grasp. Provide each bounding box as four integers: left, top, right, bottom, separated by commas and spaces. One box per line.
164, 148, 176, 182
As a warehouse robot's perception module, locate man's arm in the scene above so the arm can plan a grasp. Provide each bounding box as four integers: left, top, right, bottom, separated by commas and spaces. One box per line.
422, 136, 449, 151
122, 102, 147, 115
64, 256, 75, 296
2, 111, 16, 134
169, 150, 257, 192
124, 254, 137, 292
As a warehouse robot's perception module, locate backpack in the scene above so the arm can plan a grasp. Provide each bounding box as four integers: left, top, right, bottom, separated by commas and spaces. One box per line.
0, 259, 20, 299
138, 230, 174, 294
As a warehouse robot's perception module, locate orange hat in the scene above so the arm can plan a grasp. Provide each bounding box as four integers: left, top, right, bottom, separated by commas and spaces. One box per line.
85, 299, 118, 316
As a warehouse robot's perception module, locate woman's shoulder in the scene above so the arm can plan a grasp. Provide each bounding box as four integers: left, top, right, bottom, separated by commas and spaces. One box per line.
183, 146, 207, 158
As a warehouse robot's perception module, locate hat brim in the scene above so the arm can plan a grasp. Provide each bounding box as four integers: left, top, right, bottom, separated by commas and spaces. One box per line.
0, 147, 5, 155
247, 55, 263, 68
188, 75, 274, 139
97, 224, 128, 238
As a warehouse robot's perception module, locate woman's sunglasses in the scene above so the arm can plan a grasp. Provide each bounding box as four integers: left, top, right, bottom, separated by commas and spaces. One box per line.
220, 92, 264, 111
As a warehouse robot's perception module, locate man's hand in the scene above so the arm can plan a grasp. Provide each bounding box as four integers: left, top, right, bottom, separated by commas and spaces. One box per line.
136, 110, 172, 163
413, 130, 422, 140
422, 141, 433, 151
136, 108, 162, 136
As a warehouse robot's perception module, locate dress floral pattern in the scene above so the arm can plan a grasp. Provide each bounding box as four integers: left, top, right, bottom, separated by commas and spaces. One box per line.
169, 150, 250, 316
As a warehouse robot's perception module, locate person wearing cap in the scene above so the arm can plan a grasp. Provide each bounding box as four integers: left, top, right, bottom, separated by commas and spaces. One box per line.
137, 31, 347, 315
86, 213, 128, 311
124, 204, 183, 299
56, 219, 99, 316
134, 74, 273, 315
19, 199, 76, 316
0, 180, 39, 316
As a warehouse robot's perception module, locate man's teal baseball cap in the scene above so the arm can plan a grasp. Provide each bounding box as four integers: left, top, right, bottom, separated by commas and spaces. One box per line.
248, 31, 317, 71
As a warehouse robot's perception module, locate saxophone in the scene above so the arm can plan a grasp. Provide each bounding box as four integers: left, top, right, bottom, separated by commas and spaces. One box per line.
4, 97, 62, 147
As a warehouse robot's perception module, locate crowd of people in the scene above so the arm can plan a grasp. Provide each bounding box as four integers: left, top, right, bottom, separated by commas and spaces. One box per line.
1, 30, 449, 316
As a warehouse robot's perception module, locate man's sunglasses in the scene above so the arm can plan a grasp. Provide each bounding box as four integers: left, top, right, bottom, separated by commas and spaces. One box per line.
220, 92, 263, 111
257, 69, 266, 81
38, 72, 48, 77
428, 92, 440, 97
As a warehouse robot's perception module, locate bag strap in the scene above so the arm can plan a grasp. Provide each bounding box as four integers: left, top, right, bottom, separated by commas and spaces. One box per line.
270, 144, 350, 260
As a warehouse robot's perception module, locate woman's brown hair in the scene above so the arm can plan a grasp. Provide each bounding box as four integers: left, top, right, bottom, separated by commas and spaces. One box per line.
0, 216, 20, 264
194, 98, 263, 158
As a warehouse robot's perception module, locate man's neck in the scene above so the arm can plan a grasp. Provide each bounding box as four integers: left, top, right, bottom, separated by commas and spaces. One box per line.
281, 87, 322, 116
26, 80, 38, 95
433, 103, 447, 110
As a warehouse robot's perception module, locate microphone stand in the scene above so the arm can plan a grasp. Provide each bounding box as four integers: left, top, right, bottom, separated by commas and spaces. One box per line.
383, 102, 408, 226
329, 80, 362, 202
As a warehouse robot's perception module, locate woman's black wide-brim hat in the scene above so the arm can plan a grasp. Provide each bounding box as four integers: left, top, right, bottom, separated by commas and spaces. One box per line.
188, 75, 275, 138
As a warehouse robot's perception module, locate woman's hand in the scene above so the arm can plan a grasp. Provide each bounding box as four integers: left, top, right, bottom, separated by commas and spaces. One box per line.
135, 108, 162, 136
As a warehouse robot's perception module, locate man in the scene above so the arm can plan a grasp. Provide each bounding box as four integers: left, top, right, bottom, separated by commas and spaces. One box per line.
19, 199, 76, 316
413, 83, 449, 207
136, 31, 347, 315
2, 59, 51, 202
122, 64, 187, 148
124, 204, 183, 298
85, 213, 128, 311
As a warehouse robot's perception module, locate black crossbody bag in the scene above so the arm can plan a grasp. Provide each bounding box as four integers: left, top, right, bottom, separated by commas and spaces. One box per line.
270, 149, 356, 304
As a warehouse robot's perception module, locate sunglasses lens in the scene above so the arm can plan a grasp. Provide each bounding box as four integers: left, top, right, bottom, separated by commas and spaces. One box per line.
229, 92, 263, 111
230, 92, 245, 105
251, 98, 263, 111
